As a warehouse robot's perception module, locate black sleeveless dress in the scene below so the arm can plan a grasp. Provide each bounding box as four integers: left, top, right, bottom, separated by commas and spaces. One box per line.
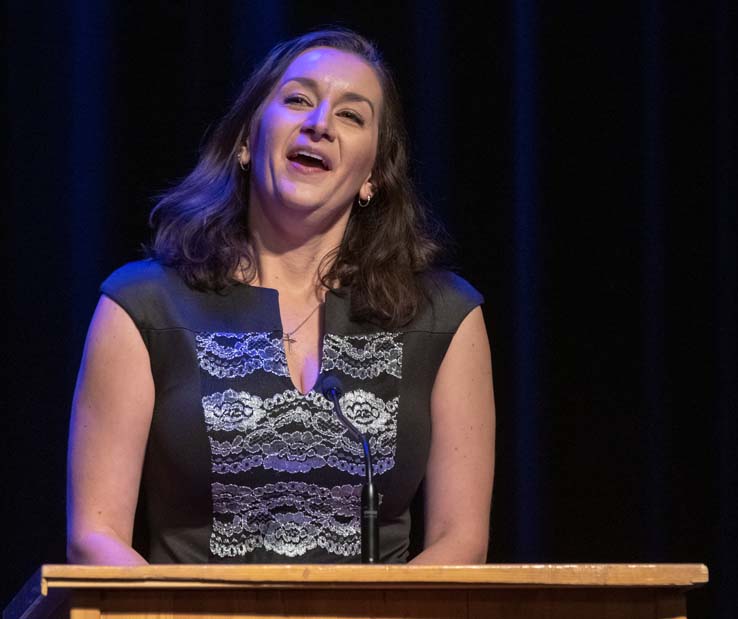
100, 259, 482, 563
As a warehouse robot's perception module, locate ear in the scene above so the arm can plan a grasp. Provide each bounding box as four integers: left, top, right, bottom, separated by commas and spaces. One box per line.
238, 141, 251, 167
359, 177, 375, 202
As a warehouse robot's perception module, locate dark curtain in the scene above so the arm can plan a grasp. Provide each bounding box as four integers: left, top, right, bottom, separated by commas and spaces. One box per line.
4, 2, 736, 618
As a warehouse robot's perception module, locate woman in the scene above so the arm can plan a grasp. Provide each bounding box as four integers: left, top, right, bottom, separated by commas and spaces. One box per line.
67, 28, 495, 565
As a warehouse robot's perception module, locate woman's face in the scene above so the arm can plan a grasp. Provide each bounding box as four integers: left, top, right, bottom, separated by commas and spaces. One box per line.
244, 47, 383, 220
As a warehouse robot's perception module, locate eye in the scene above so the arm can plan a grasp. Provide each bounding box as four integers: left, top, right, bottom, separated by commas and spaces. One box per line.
339, 110, 365, 126
284, 94, 311, 106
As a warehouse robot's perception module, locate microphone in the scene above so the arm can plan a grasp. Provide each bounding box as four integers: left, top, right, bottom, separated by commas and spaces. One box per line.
321, 375, 379, 563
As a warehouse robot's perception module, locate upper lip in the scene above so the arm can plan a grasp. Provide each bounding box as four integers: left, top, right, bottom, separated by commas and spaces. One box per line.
286, 145, 333, 171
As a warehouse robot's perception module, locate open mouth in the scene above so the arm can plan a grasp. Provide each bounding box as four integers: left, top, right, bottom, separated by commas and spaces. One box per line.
286, 149, 331, 171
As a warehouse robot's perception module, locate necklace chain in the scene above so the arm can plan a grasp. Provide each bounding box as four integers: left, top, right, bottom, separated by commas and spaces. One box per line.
282, 304, 321, 351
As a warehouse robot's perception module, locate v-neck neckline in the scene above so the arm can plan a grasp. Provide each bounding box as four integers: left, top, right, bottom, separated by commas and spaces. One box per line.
231, 281, 337, 397
279, 334, 325, 397
278, 303, 326, 397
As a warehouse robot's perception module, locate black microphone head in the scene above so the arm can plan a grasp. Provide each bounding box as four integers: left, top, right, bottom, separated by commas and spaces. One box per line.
321, 374, 343, 398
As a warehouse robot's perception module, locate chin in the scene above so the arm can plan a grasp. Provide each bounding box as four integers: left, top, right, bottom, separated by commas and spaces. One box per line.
280, 194, 324, 212
260, 182, 350, 219
279, 187, 332, 212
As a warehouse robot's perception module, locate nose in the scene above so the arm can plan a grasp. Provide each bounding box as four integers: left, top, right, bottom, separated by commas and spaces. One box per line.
302, 102, 335, 141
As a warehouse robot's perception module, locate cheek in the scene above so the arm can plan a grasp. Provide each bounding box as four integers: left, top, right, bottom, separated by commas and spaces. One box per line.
357, 139, 378, 178
251, 107, 287, 162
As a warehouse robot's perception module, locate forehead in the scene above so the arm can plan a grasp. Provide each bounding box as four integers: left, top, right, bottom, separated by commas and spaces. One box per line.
280, 47, 383, 104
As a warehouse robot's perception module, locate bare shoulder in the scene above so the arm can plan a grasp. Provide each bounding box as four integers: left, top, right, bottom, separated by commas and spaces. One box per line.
72, 294, 155, 449
432, 306, 493, 408
78, 294, 154, 414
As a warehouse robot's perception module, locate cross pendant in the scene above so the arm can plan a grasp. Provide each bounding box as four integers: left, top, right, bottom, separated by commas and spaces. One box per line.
282, 333, 296, 352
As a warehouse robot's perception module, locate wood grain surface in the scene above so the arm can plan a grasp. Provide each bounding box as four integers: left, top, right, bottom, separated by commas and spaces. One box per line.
41, 563, 708, 591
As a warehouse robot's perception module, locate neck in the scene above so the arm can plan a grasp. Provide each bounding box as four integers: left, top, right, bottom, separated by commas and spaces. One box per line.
245, 196, 351, 301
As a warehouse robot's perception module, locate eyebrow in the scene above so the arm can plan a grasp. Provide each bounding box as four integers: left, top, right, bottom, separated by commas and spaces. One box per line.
280, 76, 376, 117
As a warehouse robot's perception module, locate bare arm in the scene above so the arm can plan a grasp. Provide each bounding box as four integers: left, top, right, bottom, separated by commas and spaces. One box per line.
409, 306, 496, 564
66, 295, 154, 565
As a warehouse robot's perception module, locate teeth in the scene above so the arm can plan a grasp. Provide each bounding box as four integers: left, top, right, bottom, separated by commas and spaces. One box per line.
295, 150, 324, 162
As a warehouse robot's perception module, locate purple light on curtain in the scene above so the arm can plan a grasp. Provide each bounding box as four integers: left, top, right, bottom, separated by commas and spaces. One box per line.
230, 0, 287, 82
68, 1, 113, 332
512, 0, 543, 559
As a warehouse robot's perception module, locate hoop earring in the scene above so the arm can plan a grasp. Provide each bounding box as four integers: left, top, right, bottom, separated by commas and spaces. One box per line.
357, 194, 372, 208
235, 148, 250, 172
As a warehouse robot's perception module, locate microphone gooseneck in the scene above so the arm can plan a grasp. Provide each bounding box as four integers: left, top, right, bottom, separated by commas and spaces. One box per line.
321, 375, 379, 563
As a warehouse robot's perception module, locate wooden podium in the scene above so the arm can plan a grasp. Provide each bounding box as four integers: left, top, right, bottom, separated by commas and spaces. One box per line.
5, 564, 707, 619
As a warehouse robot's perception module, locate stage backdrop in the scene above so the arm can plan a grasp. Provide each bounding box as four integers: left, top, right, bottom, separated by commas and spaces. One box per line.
4, 2, 736, 618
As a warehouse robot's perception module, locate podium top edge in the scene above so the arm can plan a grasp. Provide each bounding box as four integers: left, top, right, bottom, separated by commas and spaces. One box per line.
38, 563, 708, 589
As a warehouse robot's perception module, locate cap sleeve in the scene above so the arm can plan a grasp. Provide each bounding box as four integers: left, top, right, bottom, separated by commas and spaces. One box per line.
417, 270, 484, 334
99, 259, 170, 332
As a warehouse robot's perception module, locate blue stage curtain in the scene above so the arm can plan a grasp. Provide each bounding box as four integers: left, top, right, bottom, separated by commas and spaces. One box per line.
4, 2, 735, 617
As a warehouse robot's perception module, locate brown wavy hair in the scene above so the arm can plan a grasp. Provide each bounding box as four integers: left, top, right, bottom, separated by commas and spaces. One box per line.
149, 27, 443, 327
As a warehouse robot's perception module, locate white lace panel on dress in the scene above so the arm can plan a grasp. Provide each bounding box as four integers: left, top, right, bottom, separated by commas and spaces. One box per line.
196, 332, 290, 378
322, 332, 403, 379
197, 331, 403, 559
210, 481, 362, 558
